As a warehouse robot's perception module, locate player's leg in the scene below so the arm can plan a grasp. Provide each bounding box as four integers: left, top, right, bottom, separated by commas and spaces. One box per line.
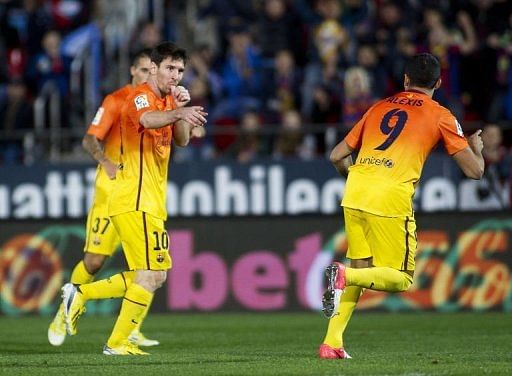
330, 211, 416, 293
320, 208, 370, 359
103, 211, 171, 355
127, 294, 160, 346
49, 206, 120, 345
79, 208, 159, 345
321, 259, 369, 354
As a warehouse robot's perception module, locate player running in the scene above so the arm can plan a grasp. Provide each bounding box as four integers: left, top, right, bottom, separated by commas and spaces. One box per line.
319, 53, 484, 359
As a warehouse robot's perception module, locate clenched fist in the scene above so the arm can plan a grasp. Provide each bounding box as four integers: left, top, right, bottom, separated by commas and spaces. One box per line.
468, 129, 484, 154
173, 86, 191, 108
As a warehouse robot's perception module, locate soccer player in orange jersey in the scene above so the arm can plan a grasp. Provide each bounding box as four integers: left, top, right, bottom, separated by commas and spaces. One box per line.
48, 49, 156, 347
319, 53, 484, 359
60, 42, 206, 355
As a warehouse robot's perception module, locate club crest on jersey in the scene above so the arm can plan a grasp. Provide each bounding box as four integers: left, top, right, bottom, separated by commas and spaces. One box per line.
92, 107, 104, 125
134, 94, 150, 111
156, 253, 164, 263
93, 236, 101, 246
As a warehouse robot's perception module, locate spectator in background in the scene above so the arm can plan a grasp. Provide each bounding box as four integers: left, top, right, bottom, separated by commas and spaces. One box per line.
342, 66, 376, 129
230, 110, 267, 163
485, 9, 512, 122
262, 49, 302, 117
196, 0, 258, 56
0, 37, 7, 84
462, 0, 512, 122
216, 24, 263, 119
256, 0, 300, 60
129, 21, 162, 57
341, 0, 371, 38
310, 83, 341, 156
480, 123, 512, 208
0, 0, 54, 59
419, 8, 477, 119
0, 78, 33, 164
49, 0, 89, 33
356, 44, 388, 98
301, 0, 347, 120
27, 30, 71, 98
181, 44, 222, 107
374, 0, 408, 64
273, 109, 306, 160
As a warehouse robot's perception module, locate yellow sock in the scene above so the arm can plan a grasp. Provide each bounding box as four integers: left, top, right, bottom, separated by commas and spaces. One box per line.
70, 261, 95, 285
134, 295, 153, 333
346, 267, 413, 292
323, 286, 364, 348
107, 283, 153, 347
78, 271, 135, 300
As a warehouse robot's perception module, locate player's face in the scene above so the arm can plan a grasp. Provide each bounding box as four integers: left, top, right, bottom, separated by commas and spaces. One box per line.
155, 57, 185, 95
131, 57, 151, 86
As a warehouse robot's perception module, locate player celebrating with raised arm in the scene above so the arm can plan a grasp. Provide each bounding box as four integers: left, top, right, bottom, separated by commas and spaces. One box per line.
60, 42, 207, 355
319, 53, 484, 359
48, 49, 161, 347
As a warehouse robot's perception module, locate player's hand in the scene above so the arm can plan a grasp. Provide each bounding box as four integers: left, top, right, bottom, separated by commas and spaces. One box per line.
468, 129, 484, 154
177, 106, 208, 127
191, 124, 206, 139
173, 86, 191, 108
101, 159, 118, 179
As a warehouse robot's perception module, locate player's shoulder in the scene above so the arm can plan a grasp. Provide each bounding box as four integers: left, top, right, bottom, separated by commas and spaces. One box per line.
131, 83, 154, 96
105, 85, 133, 107
123, 83, 155, 113
435, 101, 456, 120
112, 84, 134, 99
129, 83, 156, 102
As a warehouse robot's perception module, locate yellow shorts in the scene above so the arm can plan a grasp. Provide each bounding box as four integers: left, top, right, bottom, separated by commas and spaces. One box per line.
111, 211, 172, 271
84, 203, 121, 256
344, 207, 417, 272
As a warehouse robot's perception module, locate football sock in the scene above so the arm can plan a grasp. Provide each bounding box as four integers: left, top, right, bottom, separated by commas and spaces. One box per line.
346, 267, 413, 292
78, 271, 135, 300
107, 283, 153, 347
70, 261, 95, 285
134, 295, 153, 333
323, 286, 364, 348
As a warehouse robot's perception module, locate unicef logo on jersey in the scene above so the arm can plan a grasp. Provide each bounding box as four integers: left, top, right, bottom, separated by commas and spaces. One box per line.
359, 156, 395, 168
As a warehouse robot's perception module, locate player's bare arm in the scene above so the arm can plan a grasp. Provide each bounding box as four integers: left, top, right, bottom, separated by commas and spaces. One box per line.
82, 134, 118, 179
139, 106, 207, 129
452, 130, 484, 180
173, 120, 206, 146
190, 125, 206, 139
330, 140, 354, 176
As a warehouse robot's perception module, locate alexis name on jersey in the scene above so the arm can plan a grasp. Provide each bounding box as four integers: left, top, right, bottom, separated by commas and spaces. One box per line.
385, 96, 423, 106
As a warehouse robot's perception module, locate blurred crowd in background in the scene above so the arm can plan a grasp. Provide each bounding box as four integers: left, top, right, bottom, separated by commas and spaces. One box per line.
0, 0, 511, 185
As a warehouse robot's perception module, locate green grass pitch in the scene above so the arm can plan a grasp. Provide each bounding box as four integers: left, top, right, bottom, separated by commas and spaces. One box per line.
1, 312, 511, 375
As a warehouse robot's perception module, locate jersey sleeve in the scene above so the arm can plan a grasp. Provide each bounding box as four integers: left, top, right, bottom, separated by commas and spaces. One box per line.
86, 94, 120, 141
438, 109, 469, 155
126, 91, 159, 133
344, 105, 373, 149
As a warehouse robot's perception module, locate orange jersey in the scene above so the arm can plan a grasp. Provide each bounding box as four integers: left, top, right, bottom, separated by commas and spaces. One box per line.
86, 84, 132, 208
108, 83, 177, 220
342, 90, 469, 217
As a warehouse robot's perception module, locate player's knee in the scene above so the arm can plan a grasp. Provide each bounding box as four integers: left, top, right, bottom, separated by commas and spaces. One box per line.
153, 271, 167, 288
135, 270, 167, 292
395, 273, 413, 292
83, 253, 107, 274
